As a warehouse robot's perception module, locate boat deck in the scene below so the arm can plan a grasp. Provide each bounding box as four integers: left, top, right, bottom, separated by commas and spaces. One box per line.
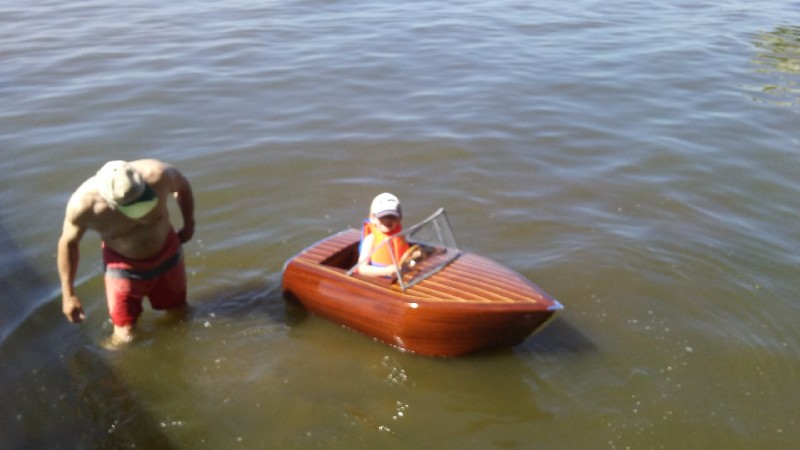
292, 229, 553, 306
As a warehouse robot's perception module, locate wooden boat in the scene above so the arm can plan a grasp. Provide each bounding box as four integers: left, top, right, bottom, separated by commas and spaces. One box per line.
281, 208, 562, 357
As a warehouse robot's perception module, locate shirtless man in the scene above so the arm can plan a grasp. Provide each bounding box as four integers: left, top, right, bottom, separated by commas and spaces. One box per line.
57, 159, 195, 346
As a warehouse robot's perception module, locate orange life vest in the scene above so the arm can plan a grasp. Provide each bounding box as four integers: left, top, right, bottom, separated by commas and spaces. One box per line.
361, 220, 410, 267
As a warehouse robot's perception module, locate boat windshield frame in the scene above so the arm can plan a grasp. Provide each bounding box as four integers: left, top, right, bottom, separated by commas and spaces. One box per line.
346, 207, 462, 291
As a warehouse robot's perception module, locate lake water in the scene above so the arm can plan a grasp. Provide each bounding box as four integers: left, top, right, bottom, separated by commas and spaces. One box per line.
1, 0, 799, 448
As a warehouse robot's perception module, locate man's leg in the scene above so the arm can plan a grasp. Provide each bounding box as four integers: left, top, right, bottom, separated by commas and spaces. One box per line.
105, 276, 144, 347
148, 256, 188, 314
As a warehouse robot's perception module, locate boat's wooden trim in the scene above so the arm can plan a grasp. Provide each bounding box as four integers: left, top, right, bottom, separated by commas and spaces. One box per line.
288, 229, 555, 306
410, 254, 552, 304
294, 230, 358, 264
281, 228, 562, 356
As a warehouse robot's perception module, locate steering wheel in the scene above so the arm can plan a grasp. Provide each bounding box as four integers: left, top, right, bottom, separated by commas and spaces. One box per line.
398, 244, 423, 272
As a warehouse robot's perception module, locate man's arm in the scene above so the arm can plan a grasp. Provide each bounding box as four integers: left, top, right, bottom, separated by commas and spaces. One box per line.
57, 213, 87, 324
165, 166, 195, 243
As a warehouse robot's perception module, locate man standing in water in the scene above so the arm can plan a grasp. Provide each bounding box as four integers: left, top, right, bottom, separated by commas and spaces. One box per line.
57, 159, 195, 346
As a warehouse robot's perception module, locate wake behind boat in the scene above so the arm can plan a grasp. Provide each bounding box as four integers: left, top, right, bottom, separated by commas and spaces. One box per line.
281, 208, 562, 357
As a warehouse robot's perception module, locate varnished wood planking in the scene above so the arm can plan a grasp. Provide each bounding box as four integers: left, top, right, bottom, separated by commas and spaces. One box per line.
294, 230, 549, 305
282, 228, 562, 356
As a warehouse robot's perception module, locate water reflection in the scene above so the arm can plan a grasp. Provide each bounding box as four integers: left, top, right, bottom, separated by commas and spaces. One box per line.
0, 274, 285, 448
514, 318, 597, 355
0, 221, 51, 343
68, 346, 181, 449
751, 25, 800, 106
0, 303, 180, 449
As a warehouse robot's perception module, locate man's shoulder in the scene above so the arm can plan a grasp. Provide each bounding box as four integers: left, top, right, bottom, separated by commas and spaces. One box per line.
131, 158, 167, 167
130, 159, 179, 185
66, 178, 106, 222
131, 159, 171, 174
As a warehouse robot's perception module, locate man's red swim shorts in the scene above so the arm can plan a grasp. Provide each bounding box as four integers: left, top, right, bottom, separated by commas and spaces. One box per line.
103, 230, 187, 327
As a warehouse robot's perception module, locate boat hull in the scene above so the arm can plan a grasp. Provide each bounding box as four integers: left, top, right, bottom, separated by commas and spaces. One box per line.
282, 230, 561, 357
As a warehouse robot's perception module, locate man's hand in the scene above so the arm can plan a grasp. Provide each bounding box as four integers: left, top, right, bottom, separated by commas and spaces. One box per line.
63, 295, 85, 323
177, 219, 194, 244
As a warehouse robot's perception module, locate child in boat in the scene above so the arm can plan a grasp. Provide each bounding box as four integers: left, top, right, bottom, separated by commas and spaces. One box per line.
356, 193, 410, 277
